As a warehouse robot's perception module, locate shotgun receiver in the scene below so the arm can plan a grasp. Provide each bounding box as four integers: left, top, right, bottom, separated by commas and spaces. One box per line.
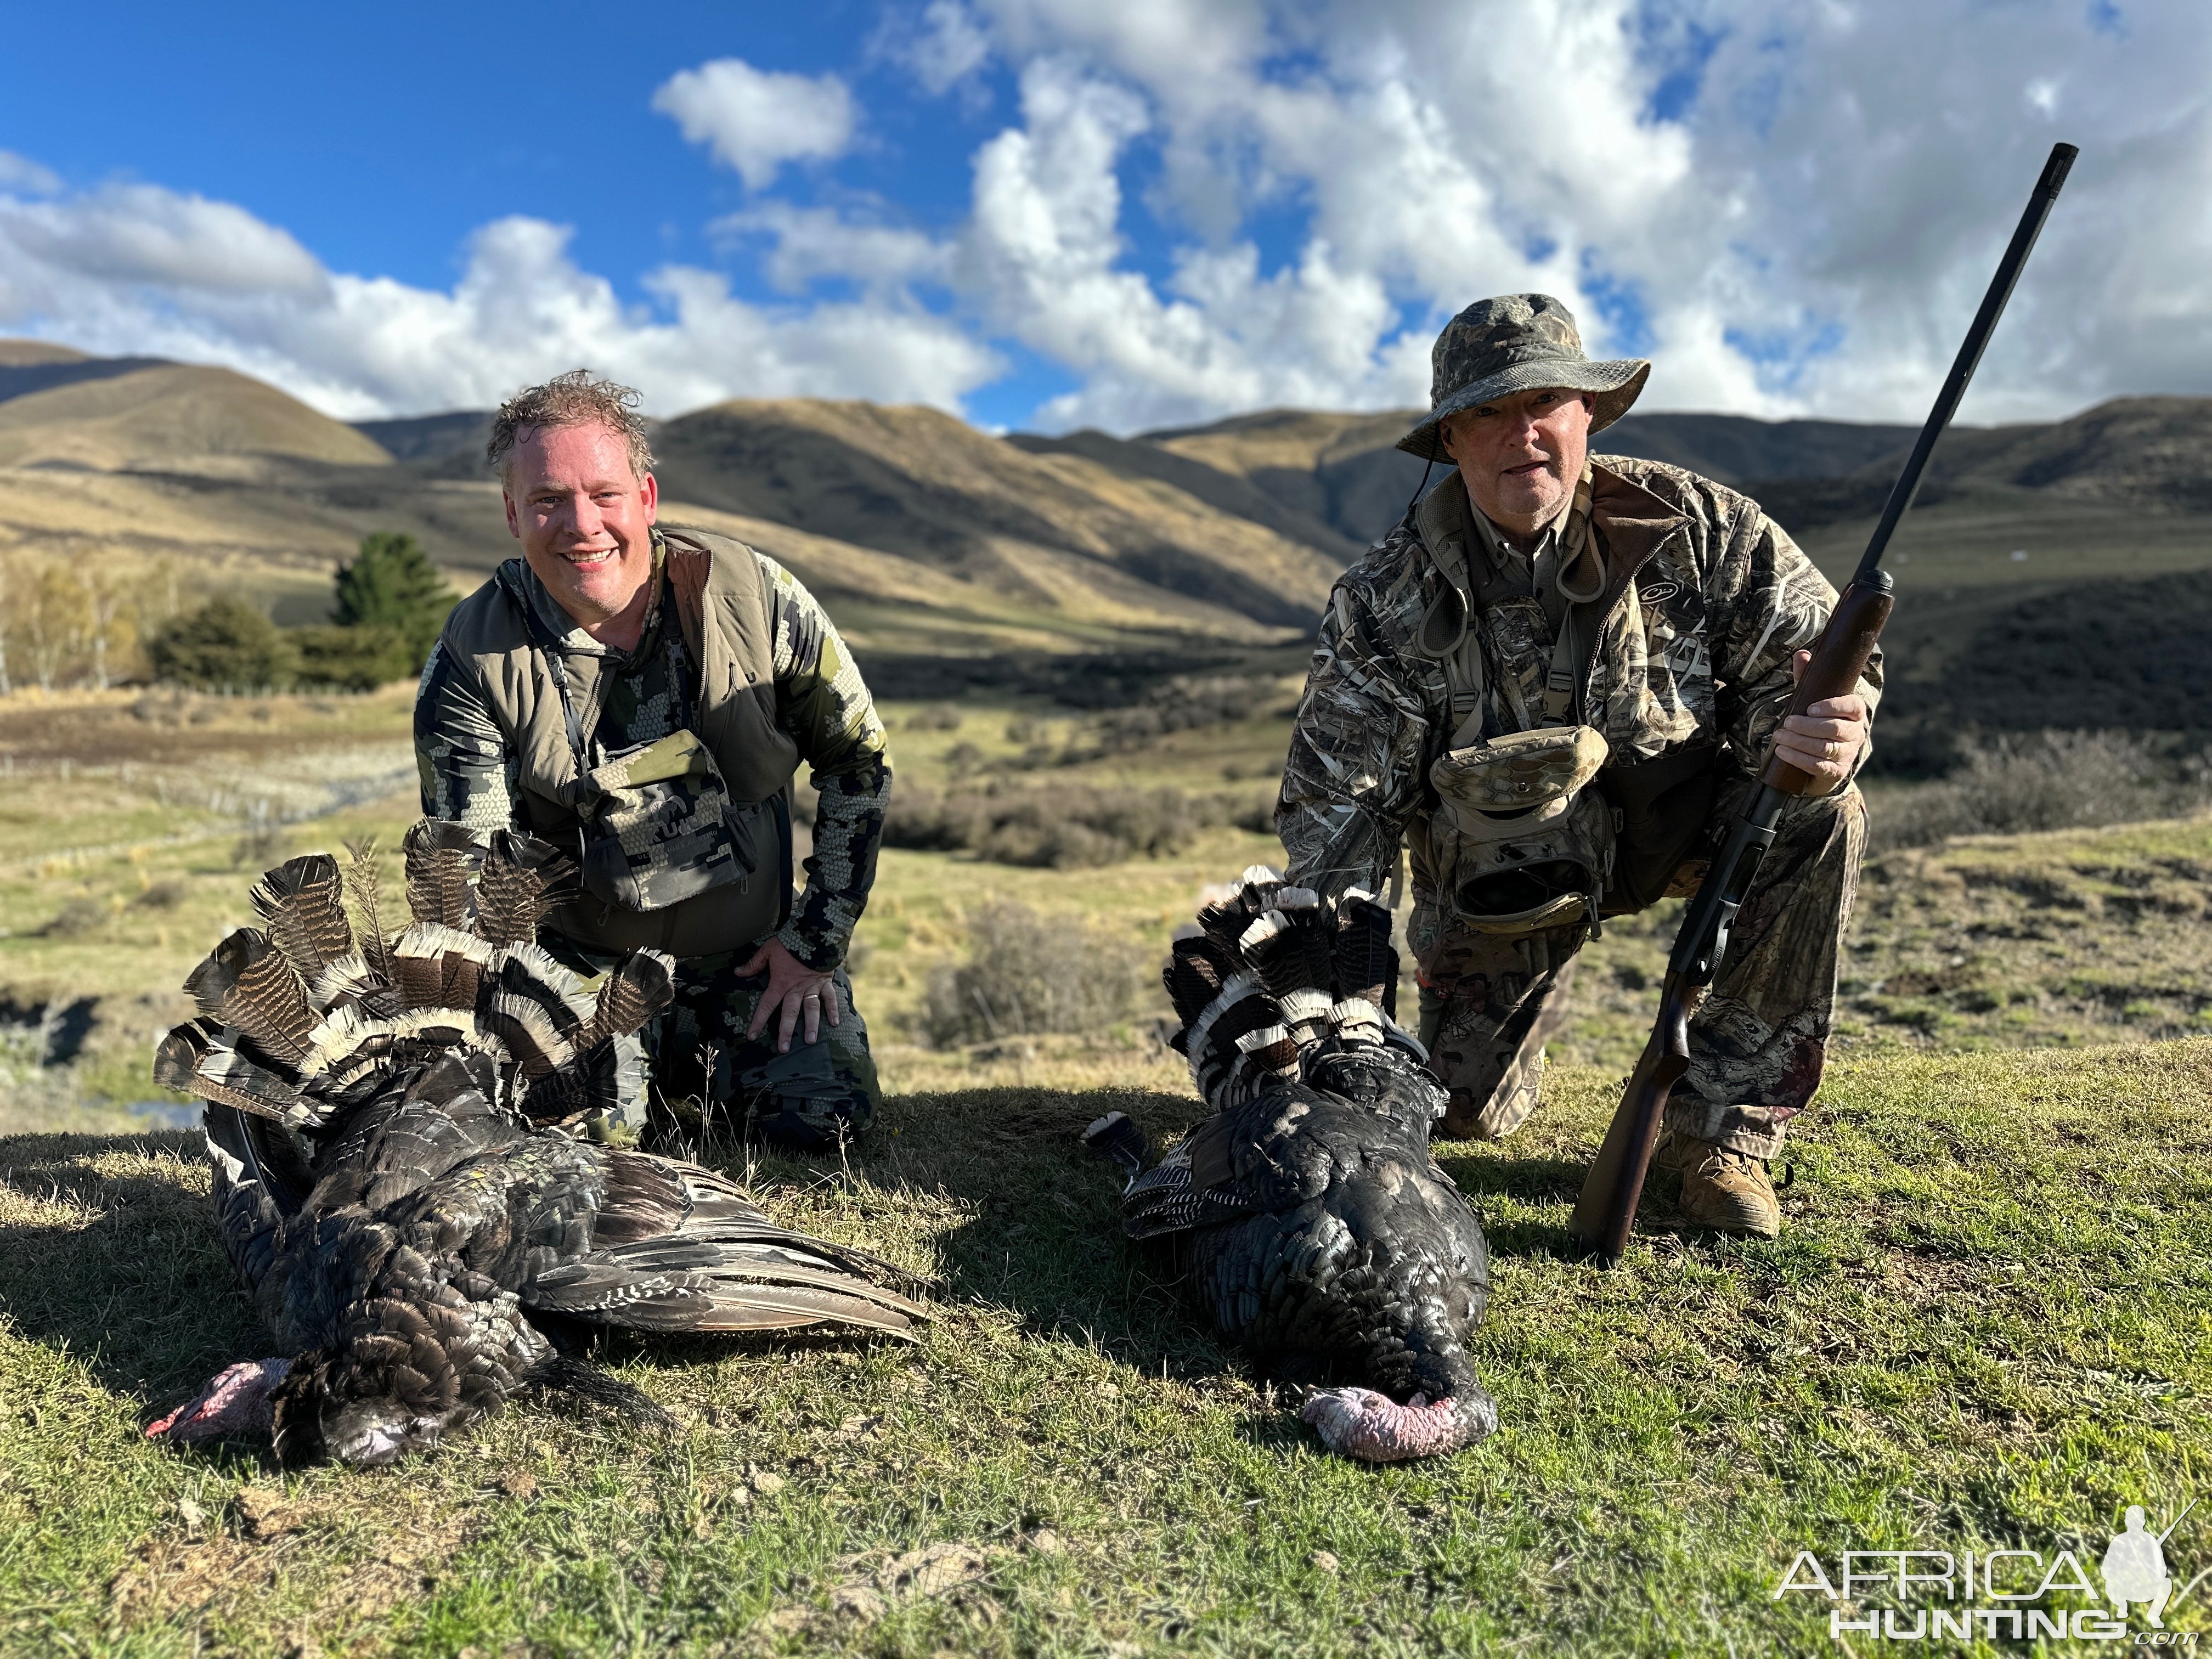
1567, 141, 2079, 1264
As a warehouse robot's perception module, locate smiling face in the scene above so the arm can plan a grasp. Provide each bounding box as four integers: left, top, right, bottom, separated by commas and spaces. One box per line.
501, 420, 659, 640
1439, 386, 1594, 538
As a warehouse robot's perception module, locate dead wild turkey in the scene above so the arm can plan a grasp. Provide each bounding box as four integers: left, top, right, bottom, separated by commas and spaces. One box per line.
1085, 867, 1495, 1462
147, 821, 926, 1466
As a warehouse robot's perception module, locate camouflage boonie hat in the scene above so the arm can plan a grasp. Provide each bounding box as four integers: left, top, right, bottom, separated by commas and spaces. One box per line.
1398, 294, 1650, 461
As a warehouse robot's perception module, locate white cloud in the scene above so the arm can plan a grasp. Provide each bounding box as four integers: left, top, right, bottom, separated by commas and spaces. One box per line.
0, 152, 61, 195
652, 58, 857, 191
933, 0, 2212, 428
0, 182, 326, 297
713, 201, 951, 296
890, 0, 994, 95
0, 185, 998, 421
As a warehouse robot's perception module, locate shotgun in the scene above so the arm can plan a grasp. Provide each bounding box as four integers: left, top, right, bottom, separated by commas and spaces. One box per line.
1567, 141, 2079, 1265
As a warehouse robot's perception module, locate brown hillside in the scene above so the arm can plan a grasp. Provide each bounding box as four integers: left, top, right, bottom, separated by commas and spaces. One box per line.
1139, 408, 1426, 549
0, 340, 90, 367
652, 398, 1339, 636
1006, 427, 1358, 557
1915, 396, 2212, 509
0, 363, 392, 472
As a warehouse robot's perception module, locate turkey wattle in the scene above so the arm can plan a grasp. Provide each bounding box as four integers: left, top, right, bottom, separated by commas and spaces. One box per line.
147, 821, 926, 1466
1085, 868, 1496, 1462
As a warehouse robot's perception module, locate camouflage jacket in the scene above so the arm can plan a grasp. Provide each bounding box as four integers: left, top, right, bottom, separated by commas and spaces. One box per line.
1278, 456, 1881, 900
416, 531, 890, 970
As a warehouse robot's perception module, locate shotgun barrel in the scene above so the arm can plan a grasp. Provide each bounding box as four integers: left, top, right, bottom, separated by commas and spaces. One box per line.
1567, 142, 2079, 1264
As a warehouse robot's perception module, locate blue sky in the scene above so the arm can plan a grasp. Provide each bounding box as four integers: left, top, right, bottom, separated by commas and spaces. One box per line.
0, 2, 2196, 431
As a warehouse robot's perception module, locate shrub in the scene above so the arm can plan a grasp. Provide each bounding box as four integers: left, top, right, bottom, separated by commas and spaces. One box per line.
885, 783, 1237, 868
133, 878, 190, 909
919, 902, 1149, 1047
334, 531, 454, 672
145, 598, 299, 691
1873, 731, 2212, 850
905, 706, 963, 731
293, 623, 413, 691
39, 897, 107, 937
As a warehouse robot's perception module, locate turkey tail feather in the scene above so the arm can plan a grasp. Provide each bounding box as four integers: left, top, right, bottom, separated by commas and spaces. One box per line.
248, 855, 354, 981
578, 950, 676, 1051
342, 837, 396, 987
474, 830, 574, 947
1331, 889, 1398, 1007
184, 929, 316, 1064
403, 819, 481, 929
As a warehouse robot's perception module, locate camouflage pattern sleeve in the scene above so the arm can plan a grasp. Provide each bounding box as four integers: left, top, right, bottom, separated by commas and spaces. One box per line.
414, 639, 522, 836
1277, 529, 1448, 899
756, 549, 893, 972
1705, 499, 1883, 778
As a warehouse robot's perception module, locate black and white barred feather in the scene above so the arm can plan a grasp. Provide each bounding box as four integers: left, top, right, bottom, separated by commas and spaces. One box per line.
154, 820, 928, 1469
1087, 868, 1496, 1458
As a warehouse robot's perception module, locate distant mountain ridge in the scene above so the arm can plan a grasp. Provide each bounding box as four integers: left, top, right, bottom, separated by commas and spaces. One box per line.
2, 338, 2209, 696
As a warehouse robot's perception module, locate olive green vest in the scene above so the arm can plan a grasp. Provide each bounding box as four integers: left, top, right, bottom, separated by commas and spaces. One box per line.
436, 526, 800, 958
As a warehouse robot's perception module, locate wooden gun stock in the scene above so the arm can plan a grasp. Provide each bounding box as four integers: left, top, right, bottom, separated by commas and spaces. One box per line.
1761, 572, 1894, 797
1570, 977, 1694, 1264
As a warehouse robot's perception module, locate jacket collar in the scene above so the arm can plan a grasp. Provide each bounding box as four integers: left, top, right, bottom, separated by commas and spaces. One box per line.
1582, 461, 1691, 618
502, 531, 671, 661
1409, 461, 1689, 658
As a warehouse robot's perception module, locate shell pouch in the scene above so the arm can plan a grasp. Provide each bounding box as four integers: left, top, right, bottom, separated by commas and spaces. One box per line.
1429, 724, 1615, 938
575, 728, 755, 912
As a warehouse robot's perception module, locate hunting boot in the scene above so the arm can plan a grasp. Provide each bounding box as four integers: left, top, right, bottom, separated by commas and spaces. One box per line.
1651, 1128, 1781, 1238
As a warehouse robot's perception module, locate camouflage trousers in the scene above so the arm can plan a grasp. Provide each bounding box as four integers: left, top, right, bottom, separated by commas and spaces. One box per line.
1410, 782, 1867, 1160
545, 936, 881, 1151
649, 954, 881, 1150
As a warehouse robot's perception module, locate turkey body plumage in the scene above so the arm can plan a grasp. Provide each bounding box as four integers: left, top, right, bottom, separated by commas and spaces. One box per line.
150, 823, 924, 1466
1089, 870, 1496, 1461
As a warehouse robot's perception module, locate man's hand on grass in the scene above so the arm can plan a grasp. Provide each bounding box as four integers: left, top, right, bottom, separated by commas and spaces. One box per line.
738, 937, 839, 1053
1773, 648, 1871, 793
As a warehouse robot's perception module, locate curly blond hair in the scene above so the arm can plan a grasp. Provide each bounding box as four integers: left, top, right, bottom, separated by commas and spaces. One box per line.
486, 370, 656, 483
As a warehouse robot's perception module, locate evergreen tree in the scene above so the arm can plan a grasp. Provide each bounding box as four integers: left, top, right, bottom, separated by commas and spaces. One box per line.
333, 532, 454, 672
146, 598, 300, 691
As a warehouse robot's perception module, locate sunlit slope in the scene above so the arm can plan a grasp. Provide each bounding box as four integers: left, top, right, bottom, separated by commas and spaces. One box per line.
653, 397, 1341, 639
0, 358, 391, 471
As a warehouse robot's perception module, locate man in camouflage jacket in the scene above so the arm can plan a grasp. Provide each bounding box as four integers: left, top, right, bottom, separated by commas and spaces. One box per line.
1278, 295, 1878, 1237
417, 373, 889, 1151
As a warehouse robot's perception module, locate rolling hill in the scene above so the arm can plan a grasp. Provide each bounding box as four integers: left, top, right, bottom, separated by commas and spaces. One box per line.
1, 338, 2208, 735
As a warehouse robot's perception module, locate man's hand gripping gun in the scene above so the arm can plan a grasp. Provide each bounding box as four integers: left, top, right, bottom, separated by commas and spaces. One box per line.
1568, 142, 2080, 1265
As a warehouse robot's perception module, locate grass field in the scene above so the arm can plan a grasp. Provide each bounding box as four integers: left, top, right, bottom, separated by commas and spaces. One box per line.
5, 690, 2212, 1655
7, 1042, 2210, 1655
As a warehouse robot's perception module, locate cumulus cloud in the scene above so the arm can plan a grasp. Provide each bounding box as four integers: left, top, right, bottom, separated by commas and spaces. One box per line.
949, 0, 2211, 427
0, 152, 61, 196
0, 185, 998, 420
713, 201, 951, 296
881, 0, 994, 96
1, 4, 2203, 433
652, 58, 858, 190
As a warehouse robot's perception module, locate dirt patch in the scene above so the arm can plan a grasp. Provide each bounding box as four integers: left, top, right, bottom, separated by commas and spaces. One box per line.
106, 1503, 470, 1633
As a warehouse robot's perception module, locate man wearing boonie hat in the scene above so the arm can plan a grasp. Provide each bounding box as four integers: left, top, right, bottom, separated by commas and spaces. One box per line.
1277, 294, 1878, 1238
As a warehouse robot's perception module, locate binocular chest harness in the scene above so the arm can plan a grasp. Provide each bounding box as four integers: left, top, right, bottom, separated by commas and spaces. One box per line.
1410, 465, 1632, 941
